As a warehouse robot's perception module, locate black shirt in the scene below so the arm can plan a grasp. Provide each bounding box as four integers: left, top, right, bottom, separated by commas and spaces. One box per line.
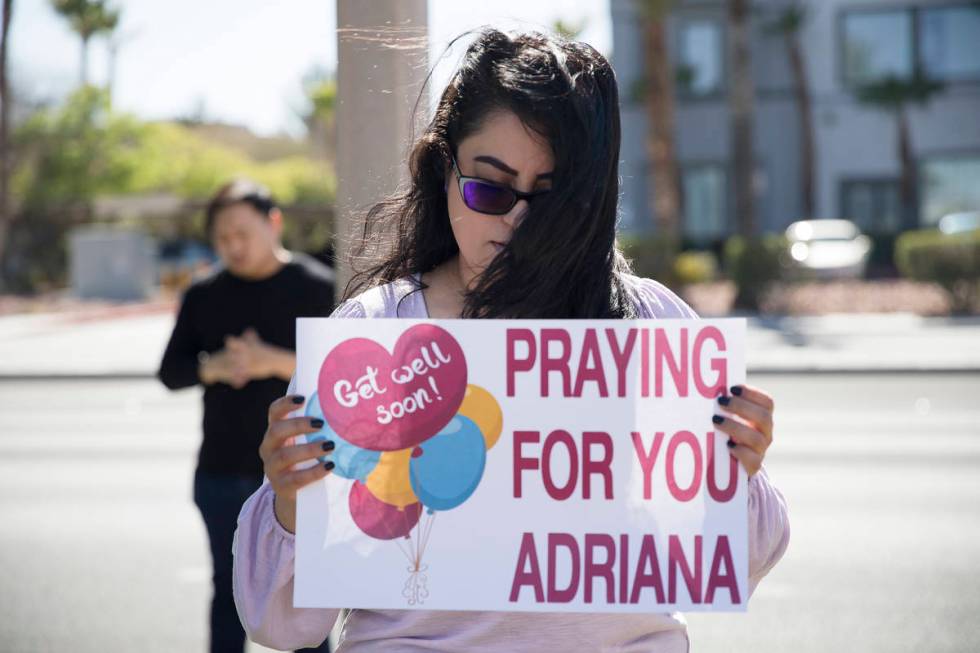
158, 253, 336, 475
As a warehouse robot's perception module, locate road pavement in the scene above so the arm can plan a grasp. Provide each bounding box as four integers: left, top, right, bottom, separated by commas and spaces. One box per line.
1, 373, 978, 652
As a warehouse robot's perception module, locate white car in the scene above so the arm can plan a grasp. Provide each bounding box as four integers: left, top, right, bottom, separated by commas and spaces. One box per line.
785, 219, 872, 279
938, 211, 980, 235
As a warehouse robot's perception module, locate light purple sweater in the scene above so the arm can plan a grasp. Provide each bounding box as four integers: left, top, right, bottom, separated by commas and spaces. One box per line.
232, 273, 791, 652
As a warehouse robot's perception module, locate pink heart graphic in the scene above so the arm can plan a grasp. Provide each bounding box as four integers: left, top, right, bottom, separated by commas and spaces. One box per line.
318, 324, 467, 451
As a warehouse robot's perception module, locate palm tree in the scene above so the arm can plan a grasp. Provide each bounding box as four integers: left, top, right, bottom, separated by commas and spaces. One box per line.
855, 73, 944, 230
728, 0, 755, 237
764, 3, 815, 219
636, 0, 681, 241
51, 0, 119, 86
0, 0, 13, 286
551, 18, 585, 40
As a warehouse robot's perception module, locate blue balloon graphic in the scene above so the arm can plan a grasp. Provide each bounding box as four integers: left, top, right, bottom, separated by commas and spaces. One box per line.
306, 392, 380, 482
409, 415, 486, 511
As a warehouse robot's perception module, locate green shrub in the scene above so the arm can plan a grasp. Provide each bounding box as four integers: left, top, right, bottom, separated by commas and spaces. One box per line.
723, 235, 790, 310
673, 250, 718, 285
895, 228, 980, 313
619, 234, 681, 287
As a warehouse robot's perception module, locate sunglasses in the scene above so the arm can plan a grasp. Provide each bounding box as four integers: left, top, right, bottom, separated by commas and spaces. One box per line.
450, 154, 551, 215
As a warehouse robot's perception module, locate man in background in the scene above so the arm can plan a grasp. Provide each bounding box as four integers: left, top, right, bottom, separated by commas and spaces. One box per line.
158, 179, 335, 653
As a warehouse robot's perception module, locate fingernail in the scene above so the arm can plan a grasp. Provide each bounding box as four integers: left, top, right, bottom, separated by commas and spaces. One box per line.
324, 461, 335, 471
321, 440, 335, 452
712, 415, 725, 424
727, 439, 736, 448
730, 386, 743, 396
717, 395, 731, 406
291, 395, 305, 405
310, 418, 324, 429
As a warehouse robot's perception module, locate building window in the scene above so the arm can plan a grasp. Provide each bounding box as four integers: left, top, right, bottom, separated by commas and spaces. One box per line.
920, 6, 980, 81
920, 155, 980, 226
683, 165, 726, 242
841, 4, 980, 87
677, 20, 723, 97
842, 10, 913, 85
841, 179, 902, 234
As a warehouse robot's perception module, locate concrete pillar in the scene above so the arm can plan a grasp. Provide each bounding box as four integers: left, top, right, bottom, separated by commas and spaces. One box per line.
334, 0, 429, 297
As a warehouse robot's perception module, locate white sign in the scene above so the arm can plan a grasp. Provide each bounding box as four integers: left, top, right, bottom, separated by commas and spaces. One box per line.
294, 318, 747, 613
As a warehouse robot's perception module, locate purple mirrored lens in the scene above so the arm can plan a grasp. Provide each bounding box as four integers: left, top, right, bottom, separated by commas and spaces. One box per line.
462, 180, 514, 214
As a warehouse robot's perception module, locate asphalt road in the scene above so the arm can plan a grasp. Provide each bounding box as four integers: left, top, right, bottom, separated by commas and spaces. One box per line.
1, 373, 978, 652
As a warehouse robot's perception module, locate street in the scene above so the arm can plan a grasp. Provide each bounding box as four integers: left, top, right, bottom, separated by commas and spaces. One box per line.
1, 373, 978, 652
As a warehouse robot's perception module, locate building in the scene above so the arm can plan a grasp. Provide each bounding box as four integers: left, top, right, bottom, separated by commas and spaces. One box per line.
612, 0, 980, 245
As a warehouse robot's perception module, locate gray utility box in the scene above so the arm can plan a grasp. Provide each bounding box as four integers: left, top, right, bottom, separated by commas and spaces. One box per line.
69, 227, 157, 300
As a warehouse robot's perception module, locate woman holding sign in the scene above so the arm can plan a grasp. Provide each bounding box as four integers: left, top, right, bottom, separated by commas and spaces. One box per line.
233, 28, 789, 651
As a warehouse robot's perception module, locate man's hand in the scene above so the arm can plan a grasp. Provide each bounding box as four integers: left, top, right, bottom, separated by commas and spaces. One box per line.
226, 328, 296, 382
198, 348, 249, 388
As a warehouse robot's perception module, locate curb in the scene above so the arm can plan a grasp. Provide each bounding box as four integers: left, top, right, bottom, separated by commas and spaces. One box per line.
3, 367, 978, 382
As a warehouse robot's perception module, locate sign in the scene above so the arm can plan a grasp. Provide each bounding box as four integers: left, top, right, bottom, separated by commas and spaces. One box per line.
293, 318, 747, 613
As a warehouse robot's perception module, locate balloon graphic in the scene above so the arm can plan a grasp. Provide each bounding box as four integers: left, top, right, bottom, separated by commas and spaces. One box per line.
409, 415, 486, 511
349, 481, 423, 540
457, 384, 503, 451
365, 448, 418, 508
305, 392, 380, 481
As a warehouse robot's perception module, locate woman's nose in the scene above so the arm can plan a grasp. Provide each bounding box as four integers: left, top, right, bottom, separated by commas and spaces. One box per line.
501, 200, 529, 229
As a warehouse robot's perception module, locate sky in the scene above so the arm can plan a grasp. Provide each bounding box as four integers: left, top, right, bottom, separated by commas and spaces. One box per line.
12, 0, 611, 136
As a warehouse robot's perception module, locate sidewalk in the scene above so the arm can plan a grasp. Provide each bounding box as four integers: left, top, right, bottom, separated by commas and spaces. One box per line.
0, 303, 977, 378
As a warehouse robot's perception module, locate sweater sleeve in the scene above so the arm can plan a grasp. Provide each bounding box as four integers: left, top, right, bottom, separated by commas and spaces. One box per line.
747, 466, 791, 596
233, 482, 340, 649
157, 287, 203, 390
232, 299, 366, 649
625, 275, 699, 319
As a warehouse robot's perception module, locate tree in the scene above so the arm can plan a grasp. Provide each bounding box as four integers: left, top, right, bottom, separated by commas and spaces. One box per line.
5, 87, 141, 290
301, 69, 338, 163
855, 73, 944, 230
764, 3, 815, 219
0, 0, 12, 289
636, 0, 681, 241
5, 87, 337, 291
51, 0, 119, 86
728, 0, 755, 237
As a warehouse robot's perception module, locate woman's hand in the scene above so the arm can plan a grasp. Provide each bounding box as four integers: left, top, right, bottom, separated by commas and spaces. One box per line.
259, 394, 336, 533
712, 384, 774, 477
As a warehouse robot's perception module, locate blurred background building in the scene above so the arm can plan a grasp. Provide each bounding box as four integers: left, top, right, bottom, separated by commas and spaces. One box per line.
614, 0, 980, 242
0, 0, 977, 309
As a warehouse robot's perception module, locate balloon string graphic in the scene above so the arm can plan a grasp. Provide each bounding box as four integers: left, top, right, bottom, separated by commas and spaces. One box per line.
418, 511, 437, 563
402, 564, 429, 606
392, 533, 415, 569
411, 508, 423, 572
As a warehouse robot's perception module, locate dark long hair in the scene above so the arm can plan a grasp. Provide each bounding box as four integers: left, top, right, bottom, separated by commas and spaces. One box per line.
345, 27, 636, 319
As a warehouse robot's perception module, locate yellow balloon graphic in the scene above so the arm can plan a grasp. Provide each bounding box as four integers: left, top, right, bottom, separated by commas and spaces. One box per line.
458, 384, 503, 450
365, 448, 418, 508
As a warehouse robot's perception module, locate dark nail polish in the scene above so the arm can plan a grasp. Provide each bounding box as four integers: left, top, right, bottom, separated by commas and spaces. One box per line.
291, 395, 305, 405
324, 461, 335, 471
310, 418, 324, 429
718, 395, 731, 406
730, 386, 743, 396
321, 440, 335, 452
712, 415, 725, 424
727, 439, 736, 448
